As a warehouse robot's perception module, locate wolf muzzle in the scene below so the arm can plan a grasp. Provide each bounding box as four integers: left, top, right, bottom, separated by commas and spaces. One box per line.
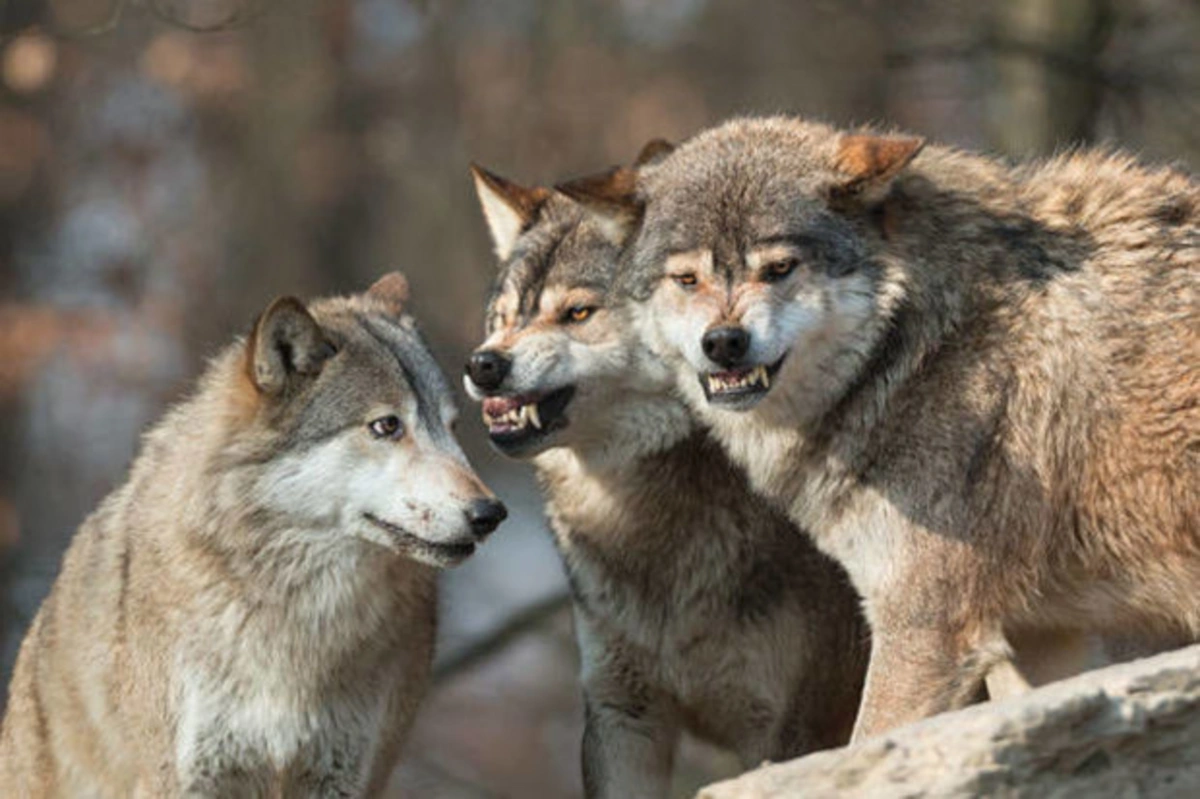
466, 349, 512, 393
702, 325, 751, 368
465, 497, 507, 538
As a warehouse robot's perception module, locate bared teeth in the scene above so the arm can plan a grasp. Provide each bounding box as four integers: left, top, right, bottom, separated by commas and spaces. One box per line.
483, 400, 543, 431
707, 365, 770, 393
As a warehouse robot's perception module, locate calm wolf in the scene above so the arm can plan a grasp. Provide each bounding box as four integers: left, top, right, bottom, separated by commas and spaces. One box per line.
465, 152, 868, 798
0, 273, 507, 797
561, 116, 1199, 739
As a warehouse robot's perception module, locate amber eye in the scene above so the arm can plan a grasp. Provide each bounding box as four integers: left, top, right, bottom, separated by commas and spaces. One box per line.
563, 305, 596, 324
763, 258, 799, 282
368, 415, 404, 440
672, 273, 698, 288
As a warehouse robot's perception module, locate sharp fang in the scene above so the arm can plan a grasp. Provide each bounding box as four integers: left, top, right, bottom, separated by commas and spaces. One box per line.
759, 365, 771, 389
527, 402, 542, 430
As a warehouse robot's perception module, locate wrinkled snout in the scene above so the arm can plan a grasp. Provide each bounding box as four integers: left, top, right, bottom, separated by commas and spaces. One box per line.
702, 325, 751, 368
466, 349, 511, 393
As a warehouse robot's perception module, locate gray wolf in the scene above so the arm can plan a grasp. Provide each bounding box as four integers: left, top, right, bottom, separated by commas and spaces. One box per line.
0, 273, 506, 796
564, 116, 1199, 739
465, 150, 868, 798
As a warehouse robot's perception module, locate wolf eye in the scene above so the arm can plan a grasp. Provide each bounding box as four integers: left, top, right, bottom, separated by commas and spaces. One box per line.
563, 305, 596, 324
763, 258, 799, 282
672, 273, 698, 289
368, 415, 404, 440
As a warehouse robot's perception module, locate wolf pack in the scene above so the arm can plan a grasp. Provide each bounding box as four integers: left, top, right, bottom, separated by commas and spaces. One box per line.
0, 115, 1196, 797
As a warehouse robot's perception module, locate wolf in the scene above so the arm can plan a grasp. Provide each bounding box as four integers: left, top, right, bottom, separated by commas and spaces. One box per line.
0, 273, 507, 797
560, 116, 1200, 740
464, 148, 868, 799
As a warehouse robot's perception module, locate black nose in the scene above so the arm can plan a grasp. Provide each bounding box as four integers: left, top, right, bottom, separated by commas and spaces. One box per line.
466, 498, 507, 538
702, 326, 751, 368
466, 350, 511, 392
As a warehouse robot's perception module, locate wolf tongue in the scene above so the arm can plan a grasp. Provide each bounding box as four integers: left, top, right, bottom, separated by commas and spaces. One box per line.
483, 396, 522, 416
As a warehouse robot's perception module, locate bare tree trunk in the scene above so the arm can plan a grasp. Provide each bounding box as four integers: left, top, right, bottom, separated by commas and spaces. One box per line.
986, 0, 1114, 156
217, 0, 336, 331
0, 21, 202, 689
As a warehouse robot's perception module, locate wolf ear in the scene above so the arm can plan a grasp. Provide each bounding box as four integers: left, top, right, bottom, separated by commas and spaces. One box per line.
555, 166, 642, 246
552, 142, 667, 242
633, 138, 675, 167
248, 297, 335, 396
830, 134, 924, 205
470, 164, 550, 261
367, 271, 409, 318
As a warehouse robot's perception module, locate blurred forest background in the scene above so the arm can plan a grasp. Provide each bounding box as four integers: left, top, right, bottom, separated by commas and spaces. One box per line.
0, 0, 1197, 796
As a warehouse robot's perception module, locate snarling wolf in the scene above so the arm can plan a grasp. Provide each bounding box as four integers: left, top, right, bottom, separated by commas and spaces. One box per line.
0, 274, 506, 797
465, 150, 867, 798
566, 116, 1199, 740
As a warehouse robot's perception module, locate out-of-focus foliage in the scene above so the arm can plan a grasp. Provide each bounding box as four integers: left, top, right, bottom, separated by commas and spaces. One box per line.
0, 1, 1196, 796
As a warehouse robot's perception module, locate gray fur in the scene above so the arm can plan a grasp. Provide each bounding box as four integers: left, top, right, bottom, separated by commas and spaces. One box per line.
623, 116, 1199, 738
467, 177, 868, 798
0, 279, 499, 796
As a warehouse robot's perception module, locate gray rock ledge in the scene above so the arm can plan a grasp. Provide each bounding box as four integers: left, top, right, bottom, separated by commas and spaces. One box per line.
698, 644, 1200, 798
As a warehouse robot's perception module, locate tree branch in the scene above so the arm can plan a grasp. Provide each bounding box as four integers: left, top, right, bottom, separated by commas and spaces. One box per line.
433, 589, 572, 684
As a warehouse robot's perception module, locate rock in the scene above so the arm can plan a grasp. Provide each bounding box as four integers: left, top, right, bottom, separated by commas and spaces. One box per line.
698, 644, 1200, 798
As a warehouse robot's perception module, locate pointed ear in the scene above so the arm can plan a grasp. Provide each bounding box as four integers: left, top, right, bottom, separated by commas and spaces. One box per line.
367, 271, 409, 317
555, 166, 642, 246
830, 134, 924, 205
470, 164, 550, 261
247, 297, 335, 396
633, 138, 675, 167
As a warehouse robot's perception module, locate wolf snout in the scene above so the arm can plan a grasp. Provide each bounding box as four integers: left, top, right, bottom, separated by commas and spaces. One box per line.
465, 497, 507, 538
466, 350, 511, 392
702, 325, 751, 368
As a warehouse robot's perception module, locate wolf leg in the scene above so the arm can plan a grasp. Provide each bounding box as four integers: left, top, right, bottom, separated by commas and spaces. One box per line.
177, 738, 273, 799
275, 725, 376, 799
850, 625, 991, 742
985, 629, 1108, 700
581, 691, 678, 799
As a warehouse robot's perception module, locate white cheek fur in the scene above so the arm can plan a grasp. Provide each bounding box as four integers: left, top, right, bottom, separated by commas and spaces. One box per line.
255, 433, 483, 546
741, 298, 820, 365
256, 436, 359, 525
656, 305, 714, 372
565, 334, 629, 383
505, 335, 568, 393
743, 272, 881, 368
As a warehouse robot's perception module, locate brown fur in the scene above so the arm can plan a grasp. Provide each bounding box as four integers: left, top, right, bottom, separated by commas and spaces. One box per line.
467, 166, 868, 797
613, 116, 1199, 738
0, 277, 498, 796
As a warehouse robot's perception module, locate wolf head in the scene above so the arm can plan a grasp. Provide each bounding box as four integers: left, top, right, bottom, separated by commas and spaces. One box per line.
577, 117, 921, 417
232, 273, 506, 568
463, 142, 680, 459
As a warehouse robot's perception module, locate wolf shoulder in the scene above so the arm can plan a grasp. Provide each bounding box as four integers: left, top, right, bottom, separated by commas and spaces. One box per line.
902, 148, 1197, 387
